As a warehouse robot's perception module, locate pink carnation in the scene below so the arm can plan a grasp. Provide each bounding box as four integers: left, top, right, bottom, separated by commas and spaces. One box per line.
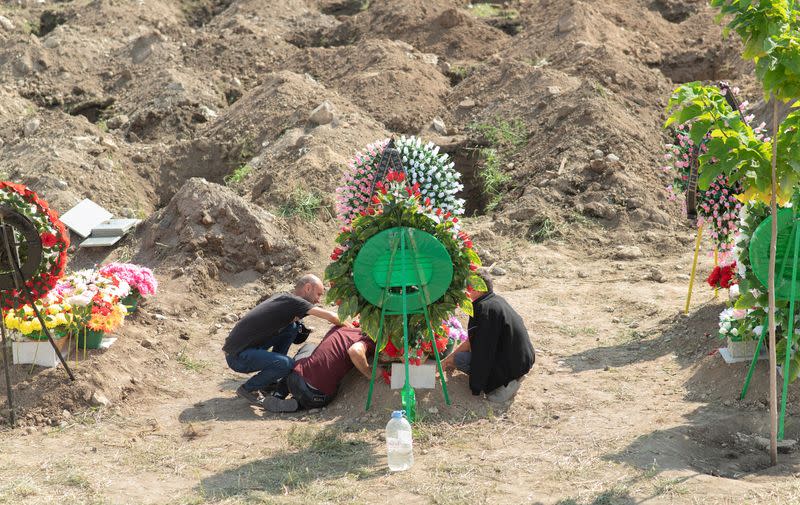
98, 263, 158, 297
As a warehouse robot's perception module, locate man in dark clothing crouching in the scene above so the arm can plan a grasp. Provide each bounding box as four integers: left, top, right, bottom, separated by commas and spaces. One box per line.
263, 326, 375, 413
223, 274, 347, 405
442, 271, 534, 402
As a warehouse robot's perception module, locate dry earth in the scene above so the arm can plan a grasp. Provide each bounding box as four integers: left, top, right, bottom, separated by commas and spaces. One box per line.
1, 0, 799, 504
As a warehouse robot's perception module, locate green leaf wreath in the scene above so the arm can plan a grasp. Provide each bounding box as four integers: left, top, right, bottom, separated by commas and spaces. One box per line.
324, 171, 483, 351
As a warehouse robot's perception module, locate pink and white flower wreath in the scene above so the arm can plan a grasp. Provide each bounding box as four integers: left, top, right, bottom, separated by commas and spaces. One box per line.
335, 136, 466, 225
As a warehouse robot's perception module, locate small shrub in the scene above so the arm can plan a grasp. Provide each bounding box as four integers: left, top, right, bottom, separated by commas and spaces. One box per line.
530, 218, 562, 243
468, 118, 528, 149
223, 164, 252, 186
469, 117, 528, 212
279, 188, 326, 221
477, 147, 511, 211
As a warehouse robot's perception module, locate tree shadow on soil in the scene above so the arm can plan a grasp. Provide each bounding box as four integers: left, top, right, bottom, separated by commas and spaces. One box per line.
563, 302, 725, 373
601, 302, 800, 479
196, 425, 383, 502
604, 402, 800, 479
553, 488, 636, 505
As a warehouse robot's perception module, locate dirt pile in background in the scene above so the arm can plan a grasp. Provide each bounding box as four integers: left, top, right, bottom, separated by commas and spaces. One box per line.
140, 177, 306, 279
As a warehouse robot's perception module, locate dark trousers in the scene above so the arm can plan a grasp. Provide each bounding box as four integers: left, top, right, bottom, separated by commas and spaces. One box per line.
275, 343, 334, 409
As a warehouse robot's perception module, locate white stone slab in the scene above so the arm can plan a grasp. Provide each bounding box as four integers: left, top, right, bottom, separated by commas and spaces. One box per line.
60, 198, 112, 238
99, 337, 116, 349
79, 235, 123, 248
91, 218, 140, 237
391, 363, 436, 389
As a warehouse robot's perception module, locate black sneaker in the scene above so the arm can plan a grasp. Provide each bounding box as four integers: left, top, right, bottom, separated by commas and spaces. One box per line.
236, 385, 263, 405
263, 395, 299, 413
258, 383, 279, 396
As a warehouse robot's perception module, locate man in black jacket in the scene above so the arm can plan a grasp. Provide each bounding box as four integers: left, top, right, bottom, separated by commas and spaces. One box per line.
442, 272, 534, 402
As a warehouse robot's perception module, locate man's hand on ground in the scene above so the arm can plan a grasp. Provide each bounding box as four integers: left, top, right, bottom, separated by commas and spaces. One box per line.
442, 355, 455, 371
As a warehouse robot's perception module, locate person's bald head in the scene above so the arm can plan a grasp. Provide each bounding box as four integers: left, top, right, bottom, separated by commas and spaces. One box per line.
294, 274, 324, 304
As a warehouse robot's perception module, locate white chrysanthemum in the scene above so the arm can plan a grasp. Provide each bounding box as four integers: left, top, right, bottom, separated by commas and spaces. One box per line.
335, 136, 466, 225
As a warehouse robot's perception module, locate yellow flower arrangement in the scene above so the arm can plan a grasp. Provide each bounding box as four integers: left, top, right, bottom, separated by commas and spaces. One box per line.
4, 296, 74, 338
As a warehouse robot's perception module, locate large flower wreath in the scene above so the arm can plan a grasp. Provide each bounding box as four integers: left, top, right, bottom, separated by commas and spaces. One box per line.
335, 136, 466, 226
662, 123, 743, 252
325, 170, 483, 356
0, 182, 69, 310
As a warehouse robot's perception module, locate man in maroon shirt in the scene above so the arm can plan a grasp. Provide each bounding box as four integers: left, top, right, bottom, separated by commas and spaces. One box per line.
263, 326, 375, 413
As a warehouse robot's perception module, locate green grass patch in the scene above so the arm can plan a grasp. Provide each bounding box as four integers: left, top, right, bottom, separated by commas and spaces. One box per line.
196, 426, 377, 501
468, 118, 528, 149
450, 65, 470, 80
525, 57, 550, 68
286, 426, 357, 457
468, 118, 528, 212
223, 164, 253, 186
558, 325, 597, 338
21, 18, 40, 35
469, 3, 520, 19
279, 188, 327, 221
176, 346, 208, 372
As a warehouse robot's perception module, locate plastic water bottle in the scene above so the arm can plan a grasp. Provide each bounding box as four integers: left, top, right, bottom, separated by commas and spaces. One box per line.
386, 410, 413, 471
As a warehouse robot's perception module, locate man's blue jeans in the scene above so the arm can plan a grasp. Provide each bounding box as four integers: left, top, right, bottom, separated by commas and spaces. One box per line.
453, 351, 471, 374
226, 323, 300, 392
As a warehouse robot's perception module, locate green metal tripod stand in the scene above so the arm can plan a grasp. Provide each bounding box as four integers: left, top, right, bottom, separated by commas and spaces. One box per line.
356, 226, 454, 422
740, 207, 800, 439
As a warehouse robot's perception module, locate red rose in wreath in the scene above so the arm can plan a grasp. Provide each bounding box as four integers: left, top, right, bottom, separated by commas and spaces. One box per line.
40, 232, 58, 248
706, 262, 737, 290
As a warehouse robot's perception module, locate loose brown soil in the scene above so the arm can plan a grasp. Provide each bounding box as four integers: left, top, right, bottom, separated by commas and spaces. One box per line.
1, 1, 798, 504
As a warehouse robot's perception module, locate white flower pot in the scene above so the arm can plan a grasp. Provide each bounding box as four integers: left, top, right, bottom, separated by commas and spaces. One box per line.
12, 336, 70, 368
726, 336, 759, 360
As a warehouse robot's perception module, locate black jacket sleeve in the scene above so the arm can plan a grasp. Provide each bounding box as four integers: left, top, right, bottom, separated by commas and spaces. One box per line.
468, 308, 499, 395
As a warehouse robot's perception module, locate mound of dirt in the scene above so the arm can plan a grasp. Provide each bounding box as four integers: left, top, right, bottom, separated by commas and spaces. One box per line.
335, 0, 511, 62
0, 110, 156, 216
140, 177, 305, 278
288, 38, 451, 132
158, 70, 389, 209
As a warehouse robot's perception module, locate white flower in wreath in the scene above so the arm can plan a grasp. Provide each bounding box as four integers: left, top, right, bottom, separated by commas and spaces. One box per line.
728, 283, 740, 301
67, 292, 93, 307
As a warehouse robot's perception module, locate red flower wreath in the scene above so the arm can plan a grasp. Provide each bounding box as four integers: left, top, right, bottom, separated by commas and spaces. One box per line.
0, 181, 69, 310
